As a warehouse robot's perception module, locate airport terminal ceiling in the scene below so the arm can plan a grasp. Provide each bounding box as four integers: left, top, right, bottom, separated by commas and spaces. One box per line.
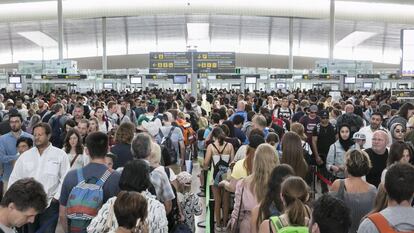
0, 0, 413, 68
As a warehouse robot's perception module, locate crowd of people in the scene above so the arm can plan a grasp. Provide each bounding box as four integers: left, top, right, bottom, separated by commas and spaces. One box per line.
0, 87, 411, 233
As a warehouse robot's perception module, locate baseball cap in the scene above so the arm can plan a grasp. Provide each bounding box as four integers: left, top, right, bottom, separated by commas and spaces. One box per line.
309, 105, 318, 113
177, 171, 192, 187
319, 110, 329, 118
353, 132, 366, 140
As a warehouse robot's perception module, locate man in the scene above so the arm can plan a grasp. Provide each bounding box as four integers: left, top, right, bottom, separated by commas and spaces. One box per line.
132, 99, 147, 120
77, 119, 89, 145
48, 103, 68, 149
0, 178, 47, 233
59, 132, 120, 232
379, 104, 392, 128
121, 99, 137, 125
232, 115, 247, 144
252, 114, 269, 138
36, 100, 48, 119
358, 112, 389, 148
309, 194, 351, 233
131, 133, 175, 214
228, 101, 247, 122
8, 123, 70, 233
274, 97, 293, 122
0, 112, 32, 191
15, 98, 28, 122
106, 101, 119, 127
312, 110, 336, 193
364, 130, 389, 187
299, 105, 320, 145
137, 104, 155, 126
364, 99, 378, 121
157, 112, 185, 173
72, 104, 84, 124
358, 163, 414, 233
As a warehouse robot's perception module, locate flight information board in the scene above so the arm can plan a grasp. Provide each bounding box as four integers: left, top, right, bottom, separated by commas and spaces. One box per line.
392, 89, 414, 99
149, 52, 235, 73
149, 52, 192, 73
41, 74, 87, 80
194, 52, 235, 73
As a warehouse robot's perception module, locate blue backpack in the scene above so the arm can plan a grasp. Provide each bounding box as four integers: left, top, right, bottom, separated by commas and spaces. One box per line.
66, 169, 112, 233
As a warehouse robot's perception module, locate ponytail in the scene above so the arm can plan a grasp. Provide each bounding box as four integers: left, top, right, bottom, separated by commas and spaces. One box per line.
286, 198, 307, 226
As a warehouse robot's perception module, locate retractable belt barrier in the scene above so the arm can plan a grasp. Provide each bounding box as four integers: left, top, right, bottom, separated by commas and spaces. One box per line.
314, 171, 333, 186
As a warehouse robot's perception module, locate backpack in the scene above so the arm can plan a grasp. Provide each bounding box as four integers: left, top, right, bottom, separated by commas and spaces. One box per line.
50, 115, 63, 148
367, 213, 411, 233
188, 112, 199, 132
66, 169, 113, 233
269, 216, 308, 233
163, 167, 182, 231
211, 143, 230, 186
159, 127, 177, 166
177, 121, 197, 147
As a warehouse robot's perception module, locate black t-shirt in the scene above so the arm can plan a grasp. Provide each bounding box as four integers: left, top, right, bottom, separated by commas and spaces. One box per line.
312, 123, 336, 157
364, 148, 388, 188
270, 123, 285, 140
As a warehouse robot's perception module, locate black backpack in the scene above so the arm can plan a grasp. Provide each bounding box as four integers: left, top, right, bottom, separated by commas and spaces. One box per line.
50, 115, 63, 148
159, 127, 177, 166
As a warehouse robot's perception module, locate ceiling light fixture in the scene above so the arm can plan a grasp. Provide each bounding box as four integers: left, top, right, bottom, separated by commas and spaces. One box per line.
18, 31, 57, 48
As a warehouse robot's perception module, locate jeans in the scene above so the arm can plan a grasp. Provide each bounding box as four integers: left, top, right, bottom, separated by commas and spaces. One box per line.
18, 199, 59, 233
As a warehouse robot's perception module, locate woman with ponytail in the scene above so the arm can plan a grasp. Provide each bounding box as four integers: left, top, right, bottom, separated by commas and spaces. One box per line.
259, 176, 311, 233
204, 127, 234, 231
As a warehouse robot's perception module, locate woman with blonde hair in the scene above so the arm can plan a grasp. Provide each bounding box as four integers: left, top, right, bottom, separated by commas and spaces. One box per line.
229, 143, 280, 233
259, 176, 311, 233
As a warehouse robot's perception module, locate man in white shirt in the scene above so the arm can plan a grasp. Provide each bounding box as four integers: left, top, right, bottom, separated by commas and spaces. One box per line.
9, 122, 70, 233
358, 112, 391, 148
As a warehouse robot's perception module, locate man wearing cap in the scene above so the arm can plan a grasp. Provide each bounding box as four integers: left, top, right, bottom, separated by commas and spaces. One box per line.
300, 105, 320, 146
312, 109, 336, 193
353, 132, 367, 150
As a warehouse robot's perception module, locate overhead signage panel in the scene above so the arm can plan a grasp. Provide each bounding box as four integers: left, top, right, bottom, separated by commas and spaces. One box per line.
194, 52, 235, 73
392, 89, 414, 99
149, 52, 235, 73
103, 74, 128, 79
216, 75, 241, 80
356, 74, 380, 79
41, 74, 87, 80
402, 29, 414, 77
270, 74, 293, 79
149, 52, 192, 73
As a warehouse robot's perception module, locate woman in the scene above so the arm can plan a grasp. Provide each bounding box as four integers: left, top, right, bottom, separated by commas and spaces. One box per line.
229, 144, 280, 233
220, 133, 265, 193
280, 132, 308, 179
63, 129, 89, 169
387, 102, 414, 129
110, 122, 135, 169
380, 141, 412, 183
251, 164, 295, 233
290, 122, 312, 157
114, 191, 148, 233
87, 160, 168, 233
88, 117, 99, 133
221, 121, 241, 153
203, 127, 234, 231
390, 123, 406, 143
259, 176, 311, 233
326, 124, 355, 179
330, 149, 377, 233
95, 106, 113, 134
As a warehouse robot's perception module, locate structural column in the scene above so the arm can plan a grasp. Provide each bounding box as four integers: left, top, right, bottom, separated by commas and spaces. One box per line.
58, 0, 64, 60
190, 50, 197, 97
102, 17, 107, 73
329, 0, 335, 63
289, 17, 294, 72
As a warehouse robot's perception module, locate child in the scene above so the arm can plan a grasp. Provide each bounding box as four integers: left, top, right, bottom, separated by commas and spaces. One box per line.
353, 132, 366, 150
105, 152, 118, 171
176, 172, 202, 232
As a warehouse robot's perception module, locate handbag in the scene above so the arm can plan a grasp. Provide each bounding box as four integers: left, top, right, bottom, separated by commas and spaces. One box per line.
231, 181, 245, 233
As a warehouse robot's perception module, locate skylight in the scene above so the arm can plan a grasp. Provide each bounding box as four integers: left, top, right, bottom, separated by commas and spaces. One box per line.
18, 31, 57, 48
187, 23, 209, 41
336, 31, 377, 48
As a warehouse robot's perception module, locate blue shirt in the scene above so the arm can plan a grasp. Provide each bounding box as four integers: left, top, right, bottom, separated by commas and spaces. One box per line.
229, 111, 247, 122
0, 131, 33, 181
